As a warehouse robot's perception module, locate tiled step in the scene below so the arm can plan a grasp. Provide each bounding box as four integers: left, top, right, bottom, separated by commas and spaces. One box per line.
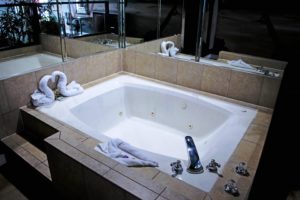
1, 133, 51, 181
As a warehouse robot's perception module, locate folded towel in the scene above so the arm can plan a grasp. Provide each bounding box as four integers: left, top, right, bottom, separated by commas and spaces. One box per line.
52, 71, 84, 97
31, 75, 55, 107
227, 59, 255, 70
95, 139, 159, 167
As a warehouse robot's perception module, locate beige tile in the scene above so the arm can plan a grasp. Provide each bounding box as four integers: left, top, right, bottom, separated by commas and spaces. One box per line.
105, 50, 122, 76
1, 134, 24, 150
59, 126, 87, 147
209, 161, 254, 200
177, 60, 204, 90
21, 142, 47, 162
63, 58, 88, 85
259, 77, 281, 108
113, 164, 164, 194
35, 65, 63, 90
156, 196, 168, 200
45, 132, 60, 140
228, 71, 264, 104
15, 147, 41, 167
135, 52, 157, 79
86, 53, 106, 82
9, 133, 27, 146
244, 124, 269, 146
123, 50, 136, 73
2, 109, 21, 134
104, 170, 159, 200
153, 172, 206, 200
230, 140, 263, 170
203, 194, 212, 200
43, 160, 49, 166
36, 163, 51, 180
201, 66, 231, 97
252, 111, 272, 127
156, 56, 178, 84
3, 72, 37, 110
0, 81, 9, 114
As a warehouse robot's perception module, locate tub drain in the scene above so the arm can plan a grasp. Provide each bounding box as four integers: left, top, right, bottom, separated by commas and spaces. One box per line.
119, 112, 123, 116
188, 124, 193, 129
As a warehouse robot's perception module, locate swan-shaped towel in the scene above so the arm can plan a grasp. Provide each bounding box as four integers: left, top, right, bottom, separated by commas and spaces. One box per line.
31, 75, 55, 107
159, 41, 175, 56
169, 46, 179, 57
51, 71, 84, 97
159, 41, 179, 57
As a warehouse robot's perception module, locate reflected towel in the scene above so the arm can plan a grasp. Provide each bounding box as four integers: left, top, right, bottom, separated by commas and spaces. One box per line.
95, 139, 159, 167
227, 59, 256, 70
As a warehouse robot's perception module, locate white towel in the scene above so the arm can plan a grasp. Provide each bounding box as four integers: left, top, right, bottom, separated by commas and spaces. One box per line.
227, 59, 256, 70
52, 71, 84, 97
30, 75, 55, 107
95, 139, 159, 167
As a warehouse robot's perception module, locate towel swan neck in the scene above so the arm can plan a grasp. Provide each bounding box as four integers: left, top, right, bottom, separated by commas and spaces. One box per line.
39, 75, 55, 100
161, 41, 175, 55
52, 71, 67, 89
52, 71, 84, 97
31, 75, 55, 107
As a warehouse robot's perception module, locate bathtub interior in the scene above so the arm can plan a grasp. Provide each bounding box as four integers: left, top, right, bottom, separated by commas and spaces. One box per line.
38, 75, 257, 192
0, 52, 62, 80
71, 85, 232, 160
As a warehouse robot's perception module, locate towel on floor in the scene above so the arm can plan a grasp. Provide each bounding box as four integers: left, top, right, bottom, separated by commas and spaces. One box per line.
95, 139, 159, 167
227, 59, 256, 70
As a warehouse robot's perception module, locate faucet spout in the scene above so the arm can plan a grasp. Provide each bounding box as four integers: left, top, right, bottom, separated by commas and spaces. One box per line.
185, 136, 204, 174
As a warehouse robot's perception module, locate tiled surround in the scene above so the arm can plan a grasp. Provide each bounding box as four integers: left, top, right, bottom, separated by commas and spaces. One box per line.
123, 49, 282, 108
40, 33, 113, 58
128, 34, 181, 53
0, 49, 122, 139
0, 45, 42, 60
78, 34, 144, 45
18, 72, 272, 200
218, 51, 287, 70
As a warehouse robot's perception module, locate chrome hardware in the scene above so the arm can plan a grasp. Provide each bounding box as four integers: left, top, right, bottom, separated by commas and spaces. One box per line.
235, 162, 249, 176
224, 179, 240, 196
206, 159, 223, 177
185, 136, 204, 174
170, 160, 183, 177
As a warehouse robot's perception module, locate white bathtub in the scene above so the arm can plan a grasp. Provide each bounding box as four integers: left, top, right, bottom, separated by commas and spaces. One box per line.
0, 53, 62, 80
37, 74, 257, 192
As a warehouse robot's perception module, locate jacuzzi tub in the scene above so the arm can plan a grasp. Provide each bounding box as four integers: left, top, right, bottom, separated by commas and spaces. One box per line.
37, 74, 257, 192
0, 52, 62, 80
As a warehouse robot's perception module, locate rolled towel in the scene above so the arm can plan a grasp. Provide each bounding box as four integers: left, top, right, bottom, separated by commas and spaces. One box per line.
51, 71, 84, 97
169, 46, 179, 57
95, 138, 159, 167
159, 41, 175, 56
31, 75, 55, 107
227, 59, 255, 70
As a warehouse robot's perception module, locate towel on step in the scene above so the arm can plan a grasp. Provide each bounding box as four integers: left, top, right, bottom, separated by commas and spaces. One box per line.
95, 139, 159, 167
227, 59, 255, 70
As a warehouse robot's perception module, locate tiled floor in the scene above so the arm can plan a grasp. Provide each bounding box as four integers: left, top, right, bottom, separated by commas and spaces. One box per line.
0, 173, 27, 200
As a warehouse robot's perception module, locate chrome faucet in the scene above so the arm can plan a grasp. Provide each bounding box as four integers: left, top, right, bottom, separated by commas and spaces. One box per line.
185, 136, 204, 174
